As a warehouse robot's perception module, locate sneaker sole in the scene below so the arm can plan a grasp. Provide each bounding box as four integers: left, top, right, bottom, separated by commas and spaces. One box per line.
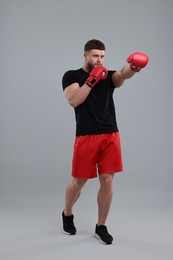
95, 234, 112, 245
62, 229, 76, 235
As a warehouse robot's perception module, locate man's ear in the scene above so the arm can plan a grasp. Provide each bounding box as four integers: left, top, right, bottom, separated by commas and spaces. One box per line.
84, 51, 87, 59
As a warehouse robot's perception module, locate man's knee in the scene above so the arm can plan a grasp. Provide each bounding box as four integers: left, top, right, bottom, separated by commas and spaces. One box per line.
99, 173, 114, 187
73, 177, 87, 189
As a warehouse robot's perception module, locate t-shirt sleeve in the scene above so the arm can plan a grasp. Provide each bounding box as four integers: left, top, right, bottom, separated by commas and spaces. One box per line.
109, 70, 117, 88
62, 70, 77, 90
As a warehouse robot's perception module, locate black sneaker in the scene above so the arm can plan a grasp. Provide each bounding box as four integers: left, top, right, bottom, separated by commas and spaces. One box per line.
62, 211, 76, 235
95, 225, 113, 244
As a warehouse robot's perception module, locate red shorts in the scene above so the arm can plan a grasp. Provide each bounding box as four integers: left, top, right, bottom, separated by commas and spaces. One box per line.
71, 132, 123, 179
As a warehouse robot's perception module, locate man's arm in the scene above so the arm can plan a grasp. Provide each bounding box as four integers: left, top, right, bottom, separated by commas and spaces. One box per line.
64, 66, 108, 108
112, 64, 136, 88
64, 83, 92, 108
112, 52, 149, 88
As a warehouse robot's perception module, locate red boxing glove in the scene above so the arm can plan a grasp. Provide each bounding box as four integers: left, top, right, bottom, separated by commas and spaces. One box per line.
86, 65, 108, 88
127, 52, 149, 72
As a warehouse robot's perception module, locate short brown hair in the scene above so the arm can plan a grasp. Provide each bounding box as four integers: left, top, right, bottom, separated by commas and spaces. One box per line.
84, 39, 105, 52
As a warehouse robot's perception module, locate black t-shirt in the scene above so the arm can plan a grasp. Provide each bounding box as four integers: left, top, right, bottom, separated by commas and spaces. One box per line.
62, 68, 119, 136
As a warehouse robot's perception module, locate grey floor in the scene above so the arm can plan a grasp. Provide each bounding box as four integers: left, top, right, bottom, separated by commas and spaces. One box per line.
0, 180, 173, 260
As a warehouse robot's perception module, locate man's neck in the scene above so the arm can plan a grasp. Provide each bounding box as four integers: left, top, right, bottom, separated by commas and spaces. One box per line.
82, 65, 90, 73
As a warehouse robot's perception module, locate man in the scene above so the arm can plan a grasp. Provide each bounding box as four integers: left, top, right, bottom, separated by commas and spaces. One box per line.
61, 39, 149, 244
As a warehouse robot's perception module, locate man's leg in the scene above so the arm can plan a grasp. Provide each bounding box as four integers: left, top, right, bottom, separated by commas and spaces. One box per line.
97, 173, 114, 225
64, 177, 87, 216
62, 177, 87, 235
95, 173, 114, 244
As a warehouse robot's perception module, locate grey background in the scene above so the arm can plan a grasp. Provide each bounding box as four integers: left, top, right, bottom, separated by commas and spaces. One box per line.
0, 0, 173, 259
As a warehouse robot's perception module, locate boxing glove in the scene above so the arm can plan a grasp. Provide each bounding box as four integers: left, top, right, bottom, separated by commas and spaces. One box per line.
86, 65, 108, 88
127, 52, 149, 72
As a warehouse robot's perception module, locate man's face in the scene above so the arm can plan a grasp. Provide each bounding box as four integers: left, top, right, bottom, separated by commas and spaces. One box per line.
84, 49, 105, 70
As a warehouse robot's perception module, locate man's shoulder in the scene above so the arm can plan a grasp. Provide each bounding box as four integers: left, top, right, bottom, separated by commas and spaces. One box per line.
62, 68, 83, 90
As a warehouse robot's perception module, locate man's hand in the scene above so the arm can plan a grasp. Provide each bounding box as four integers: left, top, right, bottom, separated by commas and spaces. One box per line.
86, 65, 108, 88
127, 52, 149, 72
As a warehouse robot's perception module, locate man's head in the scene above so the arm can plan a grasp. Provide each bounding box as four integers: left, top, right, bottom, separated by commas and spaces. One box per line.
83, 39, 106, 72
84, 39, 105, 52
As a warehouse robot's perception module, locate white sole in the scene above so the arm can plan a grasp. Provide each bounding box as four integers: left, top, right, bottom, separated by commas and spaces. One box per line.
95, 234, 112, 245
62, 229, 76, 235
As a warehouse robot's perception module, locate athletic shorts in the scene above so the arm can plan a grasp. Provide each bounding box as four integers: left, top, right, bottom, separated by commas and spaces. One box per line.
71, 132, 123, 179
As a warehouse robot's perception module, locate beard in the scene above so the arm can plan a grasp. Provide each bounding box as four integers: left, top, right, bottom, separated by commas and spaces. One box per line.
87, 62, 102, 72
87, 62, 94, 71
